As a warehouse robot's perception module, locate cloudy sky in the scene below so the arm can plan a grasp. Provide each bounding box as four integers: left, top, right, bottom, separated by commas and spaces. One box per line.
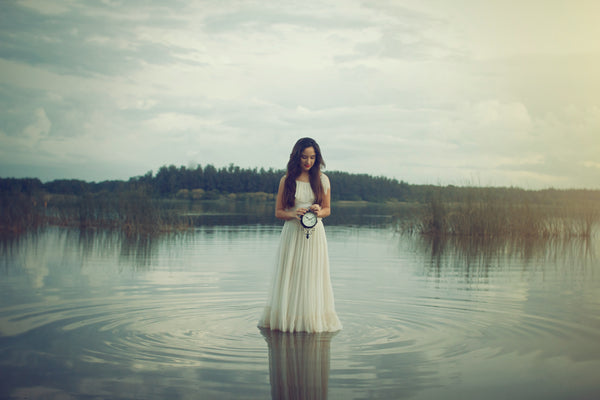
1, 0, 599, 189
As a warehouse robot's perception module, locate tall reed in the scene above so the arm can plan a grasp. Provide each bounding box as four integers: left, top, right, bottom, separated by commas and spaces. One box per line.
77, 189, 190, 235
0, 192, 46, 233
1, 189, 192, 235
406, 187, 599, 239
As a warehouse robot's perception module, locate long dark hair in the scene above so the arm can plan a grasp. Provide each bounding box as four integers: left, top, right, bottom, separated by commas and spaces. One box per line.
283, 137, 326, 208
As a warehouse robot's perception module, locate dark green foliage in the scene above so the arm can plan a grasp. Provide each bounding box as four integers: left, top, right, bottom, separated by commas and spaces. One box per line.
326, 171, 410, 202
146, 164, 282, 198
44, 179, 90, 196
2, 165, 600, 235
0, 163, 411, 202
0, 177, 44, 195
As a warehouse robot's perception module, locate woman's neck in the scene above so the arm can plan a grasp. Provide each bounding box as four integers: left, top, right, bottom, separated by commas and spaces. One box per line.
297, 172, 310, 182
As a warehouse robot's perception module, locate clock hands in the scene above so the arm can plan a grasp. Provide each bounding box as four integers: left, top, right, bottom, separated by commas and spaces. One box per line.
300, 209, 318, 239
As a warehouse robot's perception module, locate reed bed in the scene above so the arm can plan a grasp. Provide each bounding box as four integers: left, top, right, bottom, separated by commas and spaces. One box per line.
1, 189, 279, 235
1, 190, 193, 235
403, 188, 599, 239
0, 192, 47, 233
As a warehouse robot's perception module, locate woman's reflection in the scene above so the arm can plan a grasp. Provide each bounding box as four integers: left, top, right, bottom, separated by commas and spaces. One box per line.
261, 329, 337, 400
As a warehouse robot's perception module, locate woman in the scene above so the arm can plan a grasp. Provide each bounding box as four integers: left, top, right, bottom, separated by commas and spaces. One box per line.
258, 137, 342, 333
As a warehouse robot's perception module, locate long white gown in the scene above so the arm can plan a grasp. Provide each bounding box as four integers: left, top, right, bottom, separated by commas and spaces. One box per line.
258, 174, 342, 333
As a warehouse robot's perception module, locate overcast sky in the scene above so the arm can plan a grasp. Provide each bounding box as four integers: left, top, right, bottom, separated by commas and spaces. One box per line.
1, 0, 599, 189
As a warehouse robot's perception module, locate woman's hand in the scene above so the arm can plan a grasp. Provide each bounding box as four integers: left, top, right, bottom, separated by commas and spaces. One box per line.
295, 207, 308, 220
309, 204, 322, 217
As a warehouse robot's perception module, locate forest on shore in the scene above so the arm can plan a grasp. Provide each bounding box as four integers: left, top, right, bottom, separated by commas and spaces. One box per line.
0, 163, 410, 202
2, 163, 600, 236
3, 162, 599, 203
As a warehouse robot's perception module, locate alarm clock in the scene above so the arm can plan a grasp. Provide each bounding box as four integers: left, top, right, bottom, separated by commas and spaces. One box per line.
300, 210, 318, 238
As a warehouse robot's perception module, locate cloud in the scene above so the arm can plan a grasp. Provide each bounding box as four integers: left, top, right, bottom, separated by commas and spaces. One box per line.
0, 1, 599, 188
1, 2, 194, 77
17, 0, 75, 15
22, 108, 51, 142
0, 106, 50, 164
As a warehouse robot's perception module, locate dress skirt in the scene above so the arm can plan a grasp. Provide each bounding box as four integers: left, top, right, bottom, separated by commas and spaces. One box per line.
258, 218, 342, 333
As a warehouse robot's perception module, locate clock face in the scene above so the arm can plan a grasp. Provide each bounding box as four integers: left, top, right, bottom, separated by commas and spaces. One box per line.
301, 210, 317, 228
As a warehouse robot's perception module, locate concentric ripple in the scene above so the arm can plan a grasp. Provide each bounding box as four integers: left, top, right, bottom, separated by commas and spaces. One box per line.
2, 226, 600, 399
1, 290, 269, 372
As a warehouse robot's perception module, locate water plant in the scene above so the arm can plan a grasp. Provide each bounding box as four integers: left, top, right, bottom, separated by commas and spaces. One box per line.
403, 187, 599, 239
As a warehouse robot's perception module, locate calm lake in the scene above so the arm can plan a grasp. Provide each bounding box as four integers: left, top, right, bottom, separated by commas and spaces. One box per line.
1, 208, 600, 399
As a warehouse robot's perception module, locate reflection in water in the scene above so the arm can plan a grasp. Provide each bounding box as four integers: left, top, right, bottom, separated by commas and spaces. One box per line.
261, 329, 336, 400
119, 233, 160, 268
0, 231, 49, 289
419, 234, 598, 280
75, 228, 165, 268
0, 228, 164, 283
2, 226, 600, 399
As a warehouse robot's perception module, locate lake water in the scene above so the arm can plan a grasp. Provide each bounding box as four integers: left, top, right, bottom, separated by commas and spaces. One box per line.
1, 219, 600, 399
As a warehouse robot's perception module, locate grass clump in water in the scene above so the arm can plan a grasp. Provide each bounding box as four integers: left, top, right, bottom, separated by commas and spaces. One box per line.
405, 187, 599, 239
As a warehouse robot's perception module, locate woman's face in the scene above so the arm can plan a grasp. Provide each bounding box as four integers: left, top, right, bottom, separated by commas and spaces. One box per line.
300, 146, 317, 172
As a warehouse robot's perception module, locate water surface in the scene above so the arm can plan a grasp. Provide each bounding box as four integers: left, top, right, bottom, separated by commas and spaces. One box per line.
1, 225, 599, 399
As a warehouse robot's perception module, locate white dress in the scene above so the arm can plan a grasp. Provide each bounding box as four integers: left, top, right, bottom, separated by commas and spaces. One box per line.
258, 174, 342, 333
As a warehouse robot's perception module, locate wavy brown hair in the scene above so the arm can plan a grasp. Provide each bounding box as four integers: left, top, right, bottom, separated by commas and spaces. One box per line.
283, 137, 326, 208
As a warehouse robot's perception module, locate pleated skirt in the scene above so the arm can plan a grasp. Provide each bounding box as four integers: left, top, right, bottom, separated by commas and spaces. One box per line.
258, 219, 342, 333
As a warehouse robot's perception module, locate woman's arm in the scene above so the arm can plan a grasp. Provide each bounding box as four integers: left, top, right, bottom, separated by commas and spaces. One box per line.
275, 176, 298, 220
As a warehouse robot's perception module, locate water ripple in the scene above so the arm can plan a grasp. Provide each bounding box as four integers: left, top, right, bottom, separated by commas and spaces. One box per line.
2, 227, 600, 399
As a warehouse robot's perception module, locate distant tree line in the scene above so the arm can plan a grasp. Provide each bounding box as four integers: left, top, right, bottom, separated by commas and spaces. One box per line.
2, 163, 600, 205
3, 164, 600, 235
0, 164, 412, 202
